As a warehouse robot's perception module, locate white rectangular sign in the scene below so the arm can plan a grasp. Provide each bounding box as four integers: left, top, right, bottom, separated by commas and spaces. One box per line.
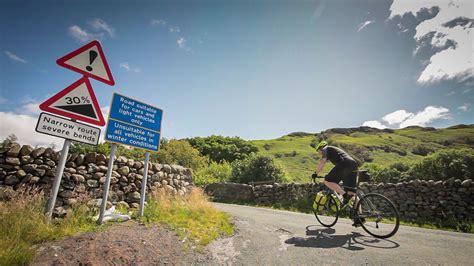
36, 112, 100, 145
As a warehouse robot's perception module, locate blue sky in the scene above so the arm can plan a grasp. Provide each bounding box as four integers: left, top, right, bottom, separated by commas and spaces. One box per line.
0, 0, 473, 146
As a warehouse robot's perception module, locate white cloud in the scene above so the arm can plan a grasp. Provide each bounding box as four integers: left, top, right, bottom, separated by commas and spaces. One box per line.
119, 62, 141, 73
362, 105, 451, 129
458, 103, 471, 112
382, 109, 414, 125
150, 19, 166, 26
177, 37, 186, 48
4, 51, 27, 63
0, 112, 63, 148
357, 20, 374, 32
169, 26, 180, 33
68, 25, 96, 42
390, 0, 474, 83
90, 18, 115, 37
15, 97, 42, 115
362, 120, 387, 129
21, 102, 41, 115
399, 106, 450, 128
68, 18, 114, 43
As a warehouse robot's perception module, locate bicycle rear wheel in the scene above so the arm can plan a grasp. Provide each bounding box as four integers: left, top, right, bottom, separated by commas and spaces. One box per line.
356, 193, 399, 238
313, 193, 339, 227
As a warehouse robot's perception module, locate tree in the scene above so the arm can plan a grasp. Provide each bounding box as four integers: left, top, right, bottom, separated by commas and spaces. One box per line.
230, 154, 287, 184
187, 135, 258, 163
194, 161, 232, 185
152, 139, 207, 170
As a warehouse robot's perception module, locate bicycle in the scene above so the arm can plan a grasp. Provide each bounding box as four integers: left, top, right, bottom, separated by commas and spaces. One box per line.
311, 171, 400, 239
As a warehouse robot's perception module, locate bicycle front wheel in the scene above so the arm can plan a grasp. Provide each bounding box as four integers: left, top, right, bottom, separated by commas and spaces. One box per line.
356, 193, 399, 238
313, 194, 339, 227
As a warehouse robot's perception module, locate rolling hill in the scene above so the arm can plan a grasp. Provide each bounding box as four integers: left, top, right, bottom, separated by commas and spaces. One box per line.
251, 125, 474, 183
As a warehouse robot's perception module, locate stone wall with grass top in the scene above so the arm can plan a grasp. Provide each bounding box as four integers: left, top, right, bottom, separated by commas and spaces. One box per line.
205, 179, 474, 224
0, 143, 195, 217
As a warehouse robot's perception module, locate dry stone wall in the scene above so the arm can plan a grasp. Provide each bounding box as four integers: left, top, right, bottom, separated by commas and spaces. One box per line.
205, 179, 474, 222
0, 144, 194, 216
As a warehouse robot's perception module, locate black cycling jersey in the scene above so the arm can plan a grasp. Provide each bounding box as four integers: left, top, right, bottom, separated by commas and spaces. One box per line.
321, 146, 356, 165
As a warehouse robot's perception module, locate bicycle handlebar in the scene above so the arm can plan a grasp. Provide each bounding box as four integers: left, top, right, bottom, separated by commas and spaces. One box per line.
311, 173, 322, 183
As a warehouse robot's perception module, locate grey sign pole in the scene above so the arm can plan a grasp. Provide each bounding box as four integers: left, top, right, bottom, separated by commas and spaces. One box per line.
45, 139, 72, 223
97, 143, 118, 224
139, 151, 150, 217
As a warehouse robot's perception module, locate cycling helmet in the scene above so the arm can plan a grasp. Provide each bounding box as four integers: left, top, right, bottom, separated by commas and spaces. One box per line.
315, 140, 328, 151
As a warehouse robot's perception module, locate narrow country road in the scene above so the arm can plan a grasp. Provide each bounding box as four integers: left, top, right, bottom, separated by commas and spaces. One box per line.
209, 203, 474, 265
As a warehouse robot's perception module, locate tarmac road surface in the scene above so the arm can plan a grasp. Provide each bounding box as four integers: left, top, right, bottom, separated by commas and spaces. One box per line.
208, 203, 474, 265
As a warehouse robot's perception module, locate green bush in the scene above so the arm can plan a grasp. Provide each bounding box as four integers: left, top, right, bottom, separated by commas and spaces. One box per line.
409, 148, 474, 180
194, 161, 232, 186
152, 139, 207, 170
412, 144, 434, 156
361, 148, 474, 182
187, 135, 258, 163
360, 162, 411, 183
230, 154, 287, 184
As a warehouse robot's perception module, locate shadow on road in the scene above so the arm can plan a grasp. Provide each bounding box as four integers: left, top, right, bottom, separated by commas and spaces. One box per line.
284, 225, 399, 251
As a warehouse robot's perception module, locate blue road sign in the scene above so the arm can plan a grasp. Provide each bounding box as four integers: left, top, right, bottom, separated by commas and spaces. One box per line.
105, 93, 163, 151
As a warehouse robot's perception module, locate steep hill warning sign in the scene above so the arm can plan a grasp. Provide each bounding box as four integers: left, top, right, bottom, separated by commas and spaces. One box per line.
39, 77, 105, 126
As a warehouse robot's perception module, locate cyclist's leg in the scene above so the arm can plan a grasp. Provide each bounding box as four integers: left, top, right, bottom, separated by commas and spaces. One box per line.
323, 165, 345, 195
341, 162, 358, 196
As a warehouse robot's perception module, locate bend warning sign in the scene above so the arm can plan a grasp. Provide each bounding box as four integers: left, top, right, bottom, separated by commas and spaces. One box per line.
56, 40, 115, 85
39, 77, 106, 126
36, 113, 100, 145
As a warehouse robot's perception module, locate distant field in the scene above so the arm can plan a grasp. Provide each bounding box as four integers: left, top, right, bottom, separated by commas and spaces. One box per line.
251, 125, 474, 183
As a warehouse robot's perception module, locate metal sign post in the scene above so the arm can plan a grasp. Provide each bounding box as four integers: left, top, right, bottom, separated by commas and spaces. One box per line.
97, 143, 118, 224
139, 151, 150, 217
101, 93, 163, 221
45, 139, 72, 223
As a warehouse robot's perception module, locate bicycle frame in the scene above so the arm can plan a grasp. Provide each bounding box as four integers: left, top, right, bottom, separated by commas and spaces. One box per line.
316, 171, 371, 220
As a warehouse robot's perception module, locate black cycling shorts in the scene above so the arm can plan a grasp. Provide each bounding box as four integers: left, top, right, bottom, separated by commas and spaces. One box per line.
324, 160, 358, 189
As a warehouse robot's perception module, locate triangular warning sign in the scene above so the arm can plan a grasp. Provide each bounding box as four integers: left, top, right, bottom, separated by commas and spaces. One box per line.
57, 40, 115, 86
39, 77, 106, 126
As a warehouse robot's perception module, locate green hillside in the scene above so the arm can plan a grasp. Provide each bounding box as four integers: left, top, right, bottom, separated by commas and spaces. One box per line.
251, 125, 474, 183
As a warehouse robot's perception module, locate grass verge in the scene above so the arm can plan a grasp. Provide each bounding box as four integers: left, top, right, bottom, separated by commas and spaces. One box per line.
0, 188, 100, 265
140, 188, 234, 249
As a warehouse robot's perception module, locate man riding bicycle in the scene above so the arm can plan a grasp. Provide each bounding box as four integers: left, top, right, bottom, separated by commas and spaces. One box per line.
313, 141, 358, 207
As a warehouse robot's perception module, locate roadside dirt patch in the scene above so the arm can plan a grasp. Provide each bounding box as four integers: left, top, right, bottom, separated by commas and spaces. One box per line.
32, 221, 212, 265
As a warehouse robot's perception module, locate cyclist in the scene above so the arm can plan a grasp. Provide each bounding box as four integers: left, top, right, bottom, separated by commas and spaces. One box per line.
313, 141, 358, 207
